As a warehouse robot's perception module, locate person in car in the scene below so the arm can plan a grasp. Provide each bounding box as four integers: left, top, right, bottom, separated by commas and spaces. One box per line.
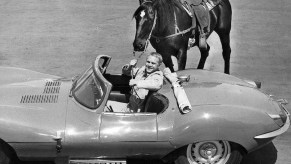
122, 52, 164, 112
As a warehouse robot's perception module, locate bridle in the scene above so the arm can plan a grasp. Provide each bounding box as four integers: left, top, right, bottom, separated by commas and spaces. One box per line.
133, 1, 157, 58
133, 0, 193, 57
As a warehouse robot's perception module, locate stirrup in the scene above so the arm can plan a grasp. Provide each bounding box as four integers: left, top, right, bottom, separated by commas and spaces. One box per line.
188, 38, 196, 49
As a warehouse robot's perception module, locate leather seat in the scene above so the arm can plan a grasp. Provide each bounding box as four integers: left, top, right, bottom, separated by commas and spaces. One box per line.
144, 92, 169, 114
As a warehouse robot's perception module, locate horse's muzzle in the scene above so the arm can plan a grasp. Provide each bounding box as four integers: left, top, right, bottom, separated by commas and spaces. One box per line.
133, 40, 146, 52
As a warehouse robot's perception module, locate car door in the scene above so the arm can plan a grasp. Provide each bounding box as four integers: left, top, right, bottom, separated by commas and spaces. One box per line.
100, 112, 157, 142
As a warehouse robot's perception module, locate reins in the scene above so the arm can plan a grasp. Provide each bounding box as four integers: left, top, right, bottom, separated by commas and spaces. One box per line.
133, 1, 193, 57
132, 1, 158, 100
151, 11, 194, 42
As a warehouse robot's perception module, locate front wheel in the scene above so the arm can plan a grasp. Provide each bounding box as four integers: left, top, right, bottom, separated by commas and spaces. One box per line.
0, 145, 18, 164
174, 141, 243, 164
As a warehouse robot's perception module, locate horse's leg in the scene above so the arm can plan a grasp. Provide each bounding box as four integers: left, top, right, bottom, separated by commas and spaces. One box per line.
176, 47, 188, 70
161, 52, 176, 72
158, 46, 180, 72
214, 0, 232, 74
171, 56, 179, 71
197, 43, 210, 69
217, 32, 231, 74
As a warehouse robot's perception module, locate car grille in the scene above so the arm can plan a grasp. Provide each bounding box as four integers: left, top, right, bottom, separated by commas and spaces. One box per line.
20, 95, 59, 103
20, 81, 61, 104
44, 81, 61, 94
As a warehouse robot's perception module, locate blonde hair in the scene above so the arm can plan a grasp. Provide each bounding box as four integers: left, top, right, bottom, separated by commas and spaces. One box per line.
148, 52, 163, 65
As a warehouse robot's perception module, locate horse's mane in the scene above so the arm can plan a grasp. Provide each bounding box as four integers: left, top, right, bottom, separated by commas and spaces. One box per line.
153, 0, 185, 30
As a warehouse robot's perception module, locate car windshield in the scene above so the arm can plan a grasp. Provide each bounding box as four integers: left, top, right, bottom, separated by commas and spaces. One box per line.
73, 67, 105, 109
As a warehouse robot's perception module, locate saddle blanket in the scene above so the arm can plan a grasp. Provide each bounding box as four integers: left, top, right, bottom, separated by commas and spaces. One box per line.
180, 0, 222, 17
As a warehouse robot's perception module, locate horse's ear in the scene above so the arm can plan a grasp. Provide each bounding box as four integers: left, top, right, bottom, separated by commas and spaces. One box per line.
139, 0, 155, 5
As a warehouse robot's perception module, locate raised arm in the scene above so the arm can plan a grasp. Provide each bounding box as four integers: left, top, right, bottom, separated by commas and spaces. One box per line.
122, 59, 138, 77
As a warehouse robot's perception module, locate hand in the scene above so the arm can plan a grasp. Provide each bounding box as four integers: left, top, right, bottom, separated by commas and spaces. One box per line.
129, 79, 138, 87
122, 64, 129, 70
129, 59, 138, 67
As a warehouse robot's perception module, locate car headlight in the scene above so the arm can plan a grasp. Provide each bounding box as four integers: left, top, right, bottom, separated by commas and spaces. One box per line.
268, 113, 286, 127
268, 102, 289, 127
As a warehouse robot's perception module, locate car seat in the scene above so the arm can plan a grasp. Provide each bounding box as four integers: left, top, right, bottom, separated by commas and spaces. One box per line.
143, 92, 169, 114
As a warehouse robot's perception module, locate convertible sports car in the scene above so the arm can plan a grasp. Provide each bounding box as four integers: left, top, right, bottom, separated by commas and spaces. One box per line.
0, 54, 289, 164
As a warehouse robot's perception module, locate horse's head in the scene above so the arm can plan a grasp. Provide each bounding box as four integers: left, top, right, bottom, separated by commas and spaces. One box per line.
133, 1, 156, 52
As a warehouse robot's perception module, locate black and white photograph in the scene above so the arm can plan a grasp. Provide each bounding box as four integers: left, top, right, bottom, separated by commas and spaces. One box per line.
0, 0, 290, 164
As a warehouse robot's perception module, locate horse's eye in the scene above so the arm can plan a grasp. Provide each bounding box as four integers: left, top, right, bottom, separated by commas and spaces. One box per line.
140, 10, 145, 18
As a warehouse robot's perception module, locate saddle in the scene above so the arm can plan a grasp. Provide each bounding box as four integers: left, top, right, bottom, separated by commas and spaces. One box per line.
180, 0, 221, 30
180, 0, 221, 15
179, 0, 221, 49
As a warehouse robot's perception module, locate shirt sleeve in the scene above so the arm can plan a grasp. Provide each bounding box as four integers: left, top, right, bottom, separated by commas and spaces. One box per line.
136, 71, 163, 91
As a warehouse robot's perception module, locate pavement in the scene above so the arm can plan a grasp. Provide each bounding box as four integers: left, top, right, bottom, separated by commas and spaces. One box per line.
0, 0, 290, 163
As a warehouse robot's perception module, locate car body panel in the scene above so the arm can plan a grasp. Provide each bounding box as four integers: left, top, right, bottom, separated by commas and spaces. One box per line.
0, 78, 70, 142
182, 82, 280, 115
0, 67, 60, 85
60, 141, 173, 159
156, 91, 176, 141
64, 97, 101, 142
0, 55, 289, 162
169, 104, 279, 151
176, 69, 255, 88
158, 71, 286, 152
255, 107, 290, 139
0, 69, 70, 159
100, 112, 157, 142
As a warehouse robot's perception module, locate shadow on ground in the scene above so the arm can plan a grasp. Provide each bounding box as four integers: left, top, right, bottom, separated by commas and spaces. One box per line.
19, 142, 278, 164
242, 142, 278, 164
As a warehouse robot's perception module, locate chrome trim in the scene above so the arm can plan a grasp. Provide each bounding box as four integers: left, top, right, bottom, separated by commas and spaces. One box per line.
281, 103, 290, 116
102, 112, 156, 116
277, 98, 289, 105
255, 110, 290, 139
268, 114, 281, 119
70, 159, 126, 164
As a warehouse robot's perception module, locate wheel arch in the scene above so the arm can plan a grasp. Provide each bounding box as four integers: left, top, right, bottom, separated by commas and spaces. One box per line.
0, 138, 20, 164
161, 141, 246, 164
169, 105, 279, 152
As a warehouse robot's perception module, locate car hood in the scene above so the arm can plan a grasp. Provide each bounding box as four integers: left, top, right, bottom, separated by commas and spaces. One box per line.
0, 66, 61, 85
175, 69, 279, 114
0, 67, 72, 142
164, 69, 288, 148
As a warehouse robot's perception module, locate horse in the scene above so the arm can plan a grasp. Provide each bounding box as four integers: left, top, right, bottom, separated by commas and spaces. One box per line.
132, 0, 232, 74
